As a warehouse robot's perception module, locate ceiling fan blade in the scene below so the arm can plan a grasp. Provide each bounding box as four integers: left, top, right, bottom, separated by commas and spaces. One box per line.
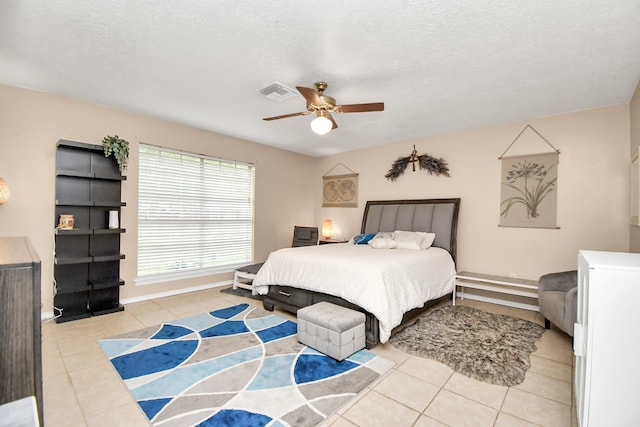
296, 86, 323, 105
263, 111, 309, 121
338, 102, 385, 113
327, 112, 338, 130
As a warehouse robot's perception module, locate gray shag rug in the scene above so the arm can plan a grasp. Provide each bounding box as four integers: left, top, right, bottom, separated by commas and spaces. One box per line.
389, 305, 545, 386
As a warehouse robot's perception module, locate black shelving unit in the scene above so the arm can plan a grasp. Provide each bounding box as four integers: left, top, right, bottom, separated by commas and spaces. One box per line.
54, 140, 125, 322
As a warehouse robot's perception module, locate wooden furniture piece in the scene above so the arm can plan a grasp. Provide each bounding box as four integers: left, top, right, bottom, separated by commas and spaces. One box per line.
262, 198, 460, 347
454, 271, 539, 311
53, 140, 125, 322
318, 239, 347, 245
0, 237, 42, 425
574, 250, 640, 427
233, 262, 262, 291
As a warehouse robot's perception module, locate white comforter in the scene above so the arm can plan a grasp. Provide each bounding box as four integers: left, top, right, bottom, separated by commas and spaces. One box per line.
253, 244, 456, 343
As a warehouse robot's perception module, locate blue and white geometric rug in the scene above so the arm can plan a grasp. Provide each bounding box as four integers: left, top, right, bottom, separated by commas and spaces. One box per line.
99, 303, 394, 426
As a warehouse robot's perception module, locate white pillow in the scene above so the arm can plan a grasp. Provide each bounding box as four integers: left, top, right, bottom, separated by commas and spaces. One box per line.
371, 231, 393, 240
420, 232, 436, 248
368, 237, 398, 249
392, 230, 436, 250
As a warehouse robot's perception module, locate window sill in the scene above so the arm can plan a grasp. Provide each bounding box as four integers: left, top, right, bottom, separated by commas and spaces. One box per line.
135, 263, 249, 286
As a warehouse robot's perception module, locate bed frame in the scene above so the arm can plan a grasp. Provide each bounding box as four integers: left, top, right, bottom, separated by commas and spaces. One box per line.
262, 198, 461, 348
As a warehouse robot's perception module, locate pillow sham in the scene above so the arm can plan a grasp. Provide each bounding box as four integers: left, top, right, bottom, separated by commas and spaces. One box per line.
372, 231, 394, 240
368, 237, 398, 249
392, 230, 436, 250
352, 233, 376, 245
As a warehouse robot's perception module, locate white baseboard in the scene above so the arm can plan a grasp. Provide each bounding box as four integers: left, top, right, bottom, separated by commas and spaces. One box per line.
120, 280, 232, 305
41, 279, 233, 321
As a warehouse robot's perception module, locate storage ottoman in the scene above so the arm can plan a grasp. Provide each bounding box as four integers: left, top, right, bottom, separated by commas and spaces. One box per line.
297, 302, 366, 361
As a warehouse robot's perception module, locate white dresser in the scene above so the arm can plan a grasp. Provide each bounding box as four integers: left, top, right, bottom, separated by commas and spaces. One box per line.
574, 250, 640, 427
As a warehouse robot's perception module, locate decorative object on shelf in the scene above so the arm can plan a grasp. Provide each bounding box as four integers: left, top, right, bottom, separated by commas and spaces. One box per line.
101, 135, 130, 173
499, 124, 560, 229
322, 163, 358, 208
0, 177, 9, 205
384, 145, 450, 181
108, 210, 119, 229
322, 219, 333, 239
57, 214, 75, 230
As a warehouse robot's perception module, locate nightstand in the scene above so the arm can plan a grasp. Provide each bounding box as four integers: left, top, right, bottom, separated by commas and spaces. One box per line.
318, 239, 347, 245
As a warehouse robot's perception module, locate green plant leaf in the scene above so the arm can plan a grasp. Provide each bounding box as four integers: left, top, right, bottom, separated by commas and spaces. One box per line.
102, 134, 130, 173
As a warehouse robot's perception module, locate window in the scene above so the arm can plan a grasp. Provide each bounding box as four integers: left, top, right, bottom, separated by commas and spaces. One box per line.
137, 144, 254, 284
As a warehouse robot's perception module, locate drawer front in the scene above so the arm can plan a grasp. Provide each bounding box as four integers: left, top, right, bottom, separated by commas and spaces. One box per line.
268, 286, 309, 307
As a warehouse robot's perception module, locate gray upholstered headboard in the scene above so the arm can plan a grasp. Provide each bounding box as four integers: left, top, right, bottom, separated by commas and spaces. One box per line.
361, 198, 461, 261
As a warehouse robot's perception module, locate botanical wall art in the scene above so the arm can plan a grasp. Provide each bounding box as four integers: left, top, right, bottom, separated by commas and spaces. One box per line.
385, 145, 450, 181
499, 125, 560, 229
500, 152, 559, 228
322, 163, 359, 207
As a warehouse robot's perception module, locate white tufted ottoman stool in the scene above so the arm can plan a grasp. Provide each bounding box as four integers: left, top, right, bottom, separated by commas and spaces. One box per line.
297, 302, 366, 361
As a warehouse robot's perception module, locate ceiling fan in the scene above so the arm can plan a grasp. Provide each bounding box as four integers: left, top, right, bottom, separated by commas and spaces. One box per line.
263, 82, 384, 135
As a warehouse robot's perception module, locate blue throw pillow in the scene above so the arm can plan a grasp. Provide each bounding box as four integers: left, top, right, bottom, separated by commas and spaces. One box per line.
353, 233, 376, 245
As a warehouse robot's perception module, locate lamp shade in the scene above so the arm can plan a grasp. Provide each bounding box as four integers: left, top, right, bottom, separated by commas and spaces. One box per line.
0, 178, 9, 205
311, 115, 332, 135
322, 219, 333, 239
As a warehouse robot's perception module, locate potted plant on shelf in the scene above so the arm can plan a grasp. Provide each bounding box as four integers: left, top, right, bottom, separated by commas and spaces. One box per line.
102, 135, 130, 174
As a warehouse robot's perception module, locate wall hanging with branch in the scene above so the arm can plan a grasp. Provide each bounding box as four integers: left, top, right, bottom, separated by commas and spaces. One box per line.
385, 145, 450, 181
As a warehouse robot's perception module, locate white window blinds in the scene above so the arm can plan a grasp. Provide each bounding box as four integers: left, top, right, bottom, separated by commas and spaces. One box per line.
137, 144, 254, 284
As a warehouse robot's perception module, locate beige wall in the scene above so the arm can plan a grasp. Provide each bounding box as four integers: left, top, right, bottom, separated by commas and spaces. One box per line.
314, 105, 631, 280
630, 80, 640, 253
0, 82, 636, 315
0, 84, 315, 314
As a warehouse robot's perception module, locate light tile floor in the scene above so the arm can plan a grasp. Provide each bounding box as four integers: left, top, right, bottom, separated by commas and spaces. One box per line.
42, 288, 577, 426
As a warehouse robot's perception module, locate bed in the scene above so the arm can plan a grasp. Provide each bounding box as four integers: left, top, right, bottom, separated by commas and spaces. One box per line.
253, 198, 460, 347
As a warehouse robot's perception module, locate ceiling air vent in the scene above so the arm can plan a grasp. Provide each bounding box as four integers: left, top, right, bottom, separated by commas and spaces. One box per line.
258, 82, 298, 101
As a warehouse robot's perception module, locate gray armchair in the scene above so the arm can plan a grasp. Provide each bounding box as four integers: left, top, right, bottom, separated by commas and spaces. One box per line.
538, 270, 577, 337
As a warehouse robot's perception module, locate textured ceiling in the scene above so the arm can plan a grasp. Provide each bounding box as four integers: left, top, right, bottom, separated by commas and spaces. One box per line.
1, 1, 640, 157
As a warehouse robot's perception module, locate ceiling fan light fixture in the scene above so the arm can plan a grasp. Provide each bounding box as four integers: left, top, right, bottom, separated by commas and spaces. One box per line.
262, 82, 384, 134
311, 112, 332, 135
